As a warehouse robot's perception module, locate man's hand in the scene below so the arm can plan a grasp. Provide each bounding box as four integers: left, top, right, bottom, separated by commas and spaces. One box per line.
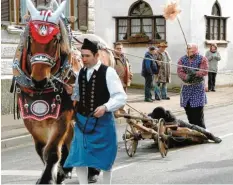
130, 73, 133, 80
156, 60, 162, 66
94, 105, 107, 118
64, 84, 74, 95
187, 68, 197, 76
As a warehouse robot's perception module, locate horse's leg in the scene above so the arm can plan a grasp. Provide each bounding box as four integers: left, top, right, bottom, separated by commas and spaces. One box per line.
56, 145, 73, 184
34, 140, 45, 164
38, 129, 65, 184
38, 112, 73, 184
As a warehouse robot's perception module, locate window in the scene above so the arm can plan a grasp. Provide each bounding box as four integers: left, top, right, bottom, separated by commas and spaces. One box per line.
114, 0, 166, 43
205, 2, 228, 40
1, 0, 10, 21
78, 0, 88, 31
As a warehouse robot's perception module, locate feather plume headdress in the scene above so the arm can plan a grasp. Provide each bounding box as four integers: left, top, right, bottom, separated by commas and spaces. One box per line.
163, 1, 181, 21
163, 0, 188, 47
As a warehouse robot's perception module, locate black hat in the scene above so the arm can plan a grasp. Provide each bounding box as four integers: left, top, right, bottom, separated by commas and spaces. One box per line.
148, 106, 167, 119
148, 106, 176, 122
81, 38, 99, 53
149, 46, 156, 51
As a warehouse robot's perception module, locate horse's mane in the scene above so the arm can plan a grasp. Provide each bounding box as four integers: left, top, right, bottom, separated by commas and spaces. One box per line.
59, 19, 71, 54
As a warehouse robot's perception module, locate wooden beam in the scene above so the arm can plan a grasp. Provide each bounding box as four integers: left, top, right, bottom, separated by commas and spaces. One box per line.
16, 0, 19, 24
71, 0, 74, 30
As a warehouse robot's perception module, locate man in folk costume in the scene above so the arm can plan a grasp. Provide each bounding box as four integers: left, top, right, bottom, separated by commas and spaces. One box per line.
177, 43, 208, 129
113, 42, 132, 114
64, 38, 127, 184
154, 42, 171, 100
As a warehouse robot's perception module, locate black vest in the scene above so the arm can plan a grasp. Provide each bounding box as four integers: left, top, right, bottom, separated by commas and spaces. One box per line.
77, 64, 110, 116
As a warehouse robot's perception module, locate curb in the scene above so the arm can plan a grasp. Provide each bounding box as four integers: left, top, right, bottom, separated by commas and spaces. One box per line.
2, 102, 233, 150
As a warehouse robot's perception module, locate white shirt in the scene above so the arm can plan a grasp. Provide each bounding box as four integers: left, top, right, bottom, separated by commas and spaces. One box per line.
72, 60, 127, 112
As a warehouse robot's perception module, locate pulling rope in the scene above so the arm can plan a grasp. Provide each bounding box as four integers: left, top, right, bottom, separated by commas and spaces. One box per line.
126, 103, 148, 118
72, 36, 233, 76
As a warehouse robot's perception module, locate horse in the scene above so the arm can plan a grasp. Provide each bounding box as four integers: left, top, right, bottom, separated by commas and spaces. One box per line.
11, 0, 115, 184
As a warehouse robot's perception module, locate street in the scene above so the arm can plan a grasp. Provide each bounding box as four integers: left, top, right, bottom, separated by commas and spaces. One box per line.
2, 104, 233, 184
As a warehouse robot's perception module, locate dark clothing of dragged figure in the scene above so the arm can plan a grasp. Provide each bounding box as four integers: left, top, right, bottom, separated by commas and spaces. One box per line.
148, 106, 222, 144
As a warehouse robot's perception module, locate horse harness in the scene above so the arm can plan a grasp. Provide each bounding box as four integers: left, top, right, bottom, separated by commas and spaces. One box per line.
11, 19, 75, 121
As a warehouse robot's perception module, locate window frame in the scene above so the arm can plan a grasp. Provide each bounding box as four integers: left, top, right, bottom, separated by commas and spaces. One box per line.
114, 15, 166, 44
205, 15, 228, 41
205, 2, 229, 41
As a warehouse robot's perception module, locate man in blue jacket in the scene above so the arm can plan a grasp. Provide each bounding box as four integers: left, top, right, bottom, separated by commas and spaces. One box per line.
141, 46, 158, 102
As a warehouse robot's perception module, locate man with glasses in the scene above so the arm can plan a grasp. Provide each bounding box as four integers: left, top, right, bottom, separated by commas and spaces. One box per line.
113, 42, 132, 113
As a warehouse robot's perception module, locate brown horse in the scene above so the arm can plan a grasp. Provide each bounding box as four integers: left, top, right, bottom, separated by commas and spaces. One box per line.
11, 0, 75, 184
11, 1, 116, 184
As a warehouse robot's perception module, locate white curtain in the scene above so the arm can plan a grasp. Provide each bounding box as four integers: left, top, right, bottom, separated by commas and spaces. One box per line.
118, 19, 127, 40
220, 19, 224, 40
155, 18, 165, 40
210, 19, 214, 39
131, 19, 140, 36
142, 18, 152, 38
214, 19, 218, 40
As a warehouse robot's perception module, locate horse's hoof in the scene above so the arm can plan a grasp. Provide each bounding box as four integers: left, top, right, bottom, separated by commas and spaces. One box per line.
88, 175, 98, 183
65, 172, 72, 179
36, 178, 41, 184
57, 180, 65, 184
36, 178, 53, 184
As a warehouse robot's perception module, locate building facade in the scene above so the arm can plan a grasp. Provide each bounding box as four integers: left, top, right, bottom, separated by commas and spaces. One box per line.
94, 0, 233, 87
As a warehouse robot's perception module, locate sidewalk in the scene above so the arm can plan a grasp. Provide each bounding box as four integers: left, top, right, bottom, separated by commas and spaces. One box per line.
125, 86, 233, 116
2, 87, 233, 149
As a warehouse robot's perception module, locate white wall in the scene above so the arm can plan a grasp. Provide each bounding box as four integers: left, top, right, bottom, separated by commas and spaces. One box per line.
95, 0, 192, 71
94, 0, 233, 86
190, 0, 233, 85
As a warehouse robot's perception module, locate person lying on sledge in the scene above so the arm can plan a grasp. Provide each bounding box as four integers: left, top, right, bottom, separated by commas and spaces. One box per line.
148, 106, 222, 143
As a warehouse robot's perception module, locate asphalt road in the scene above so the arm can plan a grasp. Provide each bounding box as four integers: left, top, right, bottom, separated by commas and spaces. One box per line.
2, 104, 233, 184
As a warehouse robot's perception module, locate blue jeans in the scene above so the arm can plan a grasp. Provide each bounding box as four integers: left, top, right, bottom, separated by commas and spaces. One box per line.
144, 75, 153, 99
154, 82, 168, 99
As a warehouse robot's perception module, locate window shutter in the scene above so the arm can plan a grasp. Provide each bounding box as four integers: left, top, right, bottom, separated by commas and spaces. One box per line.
1, 0, 10, 21
78, 0, 88, 31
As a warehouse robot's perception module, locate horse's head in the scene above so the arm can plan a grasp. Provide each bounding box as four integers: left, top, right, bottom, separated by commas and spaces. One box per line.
26, 0, 70, 89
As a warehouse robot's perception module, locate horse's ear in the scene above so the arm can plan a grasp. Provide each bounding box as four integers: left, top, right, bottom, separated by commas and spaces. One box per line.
51, 1, 67, 22
50, 0, 58, 11
26, 0, 39, 19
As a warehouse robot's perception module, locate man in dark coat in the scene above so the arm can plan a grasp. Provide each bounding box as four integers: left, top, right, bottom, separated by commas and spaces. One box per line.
141, 46, 158, 102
